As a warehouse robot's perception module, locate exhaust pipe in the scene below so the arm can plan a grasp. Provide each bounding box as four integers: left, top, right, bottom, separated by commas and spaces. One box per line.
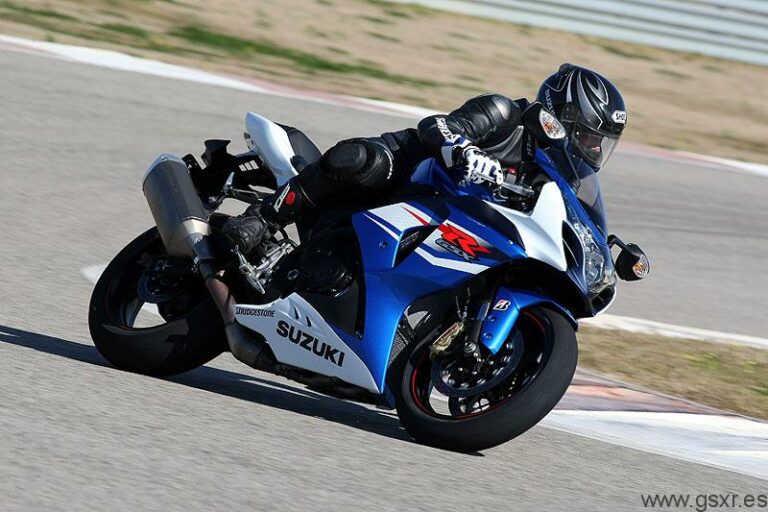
141, 154, 267, 365
142, 154, 212, 259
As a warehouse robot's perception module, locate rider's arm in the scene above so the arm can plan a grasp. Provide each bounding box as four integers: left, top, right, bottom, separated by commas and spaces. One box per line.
416, 94, 524, 168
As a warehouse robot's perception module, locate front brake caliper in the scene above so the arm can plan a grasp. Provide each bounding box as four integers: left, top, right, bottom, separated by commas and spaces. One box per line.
429, 321, 466, 360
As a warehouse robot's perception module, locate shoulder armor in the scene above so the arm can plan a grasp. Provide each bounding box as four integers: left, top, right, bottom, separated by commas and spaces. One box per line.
471, 93, 519, 123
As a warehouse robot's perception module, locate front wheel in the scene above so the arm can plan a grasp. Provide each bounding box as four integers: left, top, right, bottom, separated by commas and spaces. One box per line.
390, 307, 577, 452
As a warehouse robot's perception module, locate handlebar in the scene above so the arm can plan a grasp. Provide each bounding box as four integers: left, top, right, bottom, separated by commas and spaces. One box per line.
471, 171, 535, 198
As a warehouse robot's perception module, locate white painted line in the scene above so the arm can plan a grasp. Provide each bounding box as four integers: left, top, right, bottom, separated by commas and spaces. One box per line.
1, 33, 767, 177
584, 314, 768, 350
542, 411, 768, 480
82, 264, 160, 317
80, 263, 108, 286
675, 151, 768, 178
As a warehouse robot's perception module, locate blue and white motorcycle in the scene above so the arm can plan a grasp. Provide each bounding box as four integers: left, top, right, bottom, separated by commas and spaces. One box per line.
89, 105, 649, 452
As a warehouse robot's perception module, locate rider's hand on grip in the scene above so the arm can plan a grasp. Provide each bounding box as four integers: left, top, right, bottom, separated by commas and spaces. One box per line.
459, 146, 504, 186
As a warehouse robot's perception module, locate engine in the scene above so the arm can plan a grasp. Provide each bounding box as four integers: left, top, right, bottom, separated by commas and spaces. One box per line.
272, 229, 359, 296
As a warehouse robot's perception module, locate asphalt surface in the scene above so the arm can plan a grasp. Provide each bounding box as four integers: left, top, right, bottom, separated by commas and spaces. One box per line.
1, 49, 766, 512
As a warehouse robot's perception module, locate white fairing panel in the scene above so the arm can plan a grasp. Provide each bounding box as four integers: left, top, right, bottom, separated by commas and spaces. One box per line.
487, 182, 568, 271
233, 294, 379, 392
244, 112, 300, 186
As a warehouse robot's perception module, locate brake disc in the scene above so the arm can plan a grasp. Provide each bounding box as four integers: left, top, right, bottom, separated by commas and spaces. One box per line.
431, 330, 524, 398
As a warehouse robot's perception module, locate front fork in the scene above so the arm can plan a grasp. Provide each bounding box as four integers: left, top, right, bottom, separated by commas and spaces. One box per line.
468, 286, 577, 355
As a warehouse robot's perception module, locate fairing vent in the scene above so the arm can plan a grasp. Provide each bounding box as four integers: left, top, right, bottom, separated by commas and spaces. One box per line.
562, 223, 584, 268
395, 226, 435, 265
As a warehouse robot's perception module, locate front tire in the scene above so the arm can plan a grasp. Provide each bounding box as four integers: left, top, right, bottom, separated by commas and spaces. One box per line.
390, 307, 577, 452
88, 227, 227, 377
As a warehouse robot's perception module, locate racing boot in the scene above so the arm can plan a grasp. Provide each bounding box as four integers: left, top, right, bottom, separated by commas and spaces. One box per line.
220, 213, 268, 256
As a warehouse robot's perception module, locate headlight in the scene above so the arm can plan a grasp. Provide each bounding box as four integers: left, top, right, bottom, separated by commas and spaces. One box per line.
565, 205, 616, 296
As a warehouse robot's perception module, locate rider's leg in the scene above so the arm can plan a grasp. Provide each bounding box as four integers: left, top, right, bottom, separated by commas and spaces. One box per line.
222, 138, 396, 254
262, 137, 395, 223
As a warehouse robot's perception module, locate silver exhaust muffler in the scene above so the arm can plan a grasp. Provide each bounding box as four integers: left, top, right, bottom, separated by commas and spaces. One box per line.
142, 154, 212, 260
141, 153, 266, 364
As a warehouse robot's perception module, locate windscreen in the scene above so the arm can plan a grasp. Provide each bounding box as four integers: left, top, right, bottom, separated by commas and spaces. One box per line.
545, 145, 608, 235
575, 171, 608, 236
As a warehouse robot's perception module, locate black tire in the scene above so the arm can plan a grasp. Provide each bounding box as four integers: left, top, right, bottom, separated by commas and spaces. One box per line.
390, 307, 577, 452
88, 227, 227, 377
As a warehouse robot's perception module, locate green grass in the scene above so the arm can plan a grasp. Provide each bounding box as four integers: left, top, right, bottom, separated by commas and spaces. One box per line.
579, 327, 768, 420
597, 43, 656, 61
0, 1, 77, 21
358, 15, 394, 25
170, 25, 436, 86
367, 31, 400, 43
366, 0, 436, 18
655, 67, 691, 79
99, 23, 150, 38
326, 46, 350, 55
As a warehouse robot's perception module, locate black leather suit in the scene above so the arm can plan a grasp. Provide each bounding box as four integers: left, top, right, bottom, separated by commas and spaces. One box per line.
268, 94, 529, 221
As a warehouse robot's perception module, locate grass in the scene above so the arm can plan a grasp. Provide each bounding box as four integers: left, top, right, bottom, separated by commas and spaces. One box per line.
367, 31, 400, 43
578, 326, 768, 420
596, 42, 656, 61
655, 67, 691, 79
99, 23, 149, 38
358, 14, 394, 25
170, 25, 437, 86
0, 1, 77, 21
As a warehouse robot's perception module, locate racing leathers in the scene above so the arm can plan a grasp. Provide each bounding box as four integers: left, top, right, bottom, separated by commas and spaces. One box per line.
263, 93, 528, 223
224, 94, 530, 253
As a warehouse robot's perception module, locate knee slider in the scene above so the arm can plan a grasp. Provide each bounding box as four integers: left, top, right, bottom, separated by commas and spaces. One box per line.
321, 139, 393, 186
322, 140, 368, 180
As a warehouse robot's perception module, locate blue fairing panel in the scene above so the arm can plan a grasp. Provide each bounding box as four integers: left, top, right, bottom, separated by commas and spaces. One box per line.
480, 287, 577, 354
346, 202, 527, 392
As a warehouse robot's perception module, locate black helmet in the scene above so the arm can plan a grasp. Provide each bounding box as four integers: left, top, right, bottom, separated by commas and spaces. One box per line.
536, 63, 627, 169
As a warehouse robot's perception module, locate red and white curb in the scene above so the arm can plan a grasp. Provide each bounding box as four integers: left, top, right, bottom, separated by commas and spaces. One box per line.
81, 264, 767, 478
548, 371, 767, 480
2, 33, 768, 178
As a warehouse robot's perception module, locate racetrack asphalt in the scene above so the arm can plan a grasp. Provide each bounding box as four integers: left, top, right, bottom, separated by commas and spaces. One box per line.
1, 49, 766, 511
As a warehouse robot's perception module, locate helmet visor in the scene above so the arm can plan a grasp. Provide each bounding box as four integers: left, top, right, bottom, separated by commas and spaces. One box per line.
572, 124, 620, 168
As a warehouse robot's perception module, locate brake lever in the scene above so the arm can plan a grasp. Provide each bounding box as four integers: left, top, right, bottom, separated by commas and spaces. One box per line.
472, 172, 534, 198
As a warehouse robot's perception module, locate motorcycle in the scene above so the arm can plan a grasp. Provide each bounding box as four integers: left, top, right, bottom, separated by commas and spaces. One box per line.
89, 104, 649, 452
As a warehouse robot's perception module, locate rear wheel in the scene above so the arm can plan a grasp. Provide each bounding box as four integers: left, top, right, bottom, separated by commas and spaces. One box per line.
390, 307, 577, 452
88, 227, 227, 377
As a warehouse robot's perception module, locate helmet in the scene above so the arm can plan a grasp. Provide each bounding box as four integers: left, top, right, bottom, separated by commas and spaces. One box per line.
536, 64, 627, 170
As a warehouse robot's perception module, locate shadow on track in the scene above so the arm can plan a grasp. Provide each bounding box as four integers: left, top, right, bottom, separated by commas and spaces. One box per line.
0, 324, 412, 444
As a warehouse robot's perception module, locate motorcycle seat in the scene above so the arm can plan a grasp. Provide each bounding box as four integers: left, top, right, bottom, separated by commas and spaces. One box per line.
277, 124, 322, 171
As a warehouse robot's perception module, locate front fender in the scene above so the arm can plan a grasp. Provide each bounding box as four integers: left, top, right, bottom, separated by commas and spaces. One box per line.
480, 287, 577, 354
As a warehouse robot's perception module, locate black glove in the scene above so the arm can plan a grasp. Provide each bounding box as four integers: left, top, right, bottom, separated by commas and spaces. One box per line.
221, 215, 267, 255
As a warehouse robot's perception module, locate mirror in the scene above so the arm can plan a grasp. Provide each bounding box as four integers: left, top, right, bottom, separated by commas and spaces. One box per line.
521, 102, 567, 147
608, 235, 650, 281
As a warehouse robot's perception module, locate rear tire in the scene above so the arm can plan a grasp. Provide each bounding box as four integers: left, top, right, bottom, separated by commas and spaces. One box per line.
390, 307, 577, 452
88, 228, 227, 377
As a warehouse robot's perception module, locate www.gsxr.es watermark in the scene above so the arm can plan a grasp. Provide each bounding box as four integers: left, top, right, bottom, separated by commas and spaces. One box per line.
642, 493, 767, 511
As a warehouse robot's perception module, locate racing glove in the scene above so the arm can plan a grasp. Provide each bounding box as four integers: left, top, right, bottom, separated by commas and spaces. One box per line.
458, 146, 504, 185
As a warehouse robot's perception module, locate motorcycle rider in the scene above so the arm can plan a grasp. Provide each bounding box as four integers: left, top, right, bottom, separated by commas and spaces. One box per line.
224, 63, 628, 253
